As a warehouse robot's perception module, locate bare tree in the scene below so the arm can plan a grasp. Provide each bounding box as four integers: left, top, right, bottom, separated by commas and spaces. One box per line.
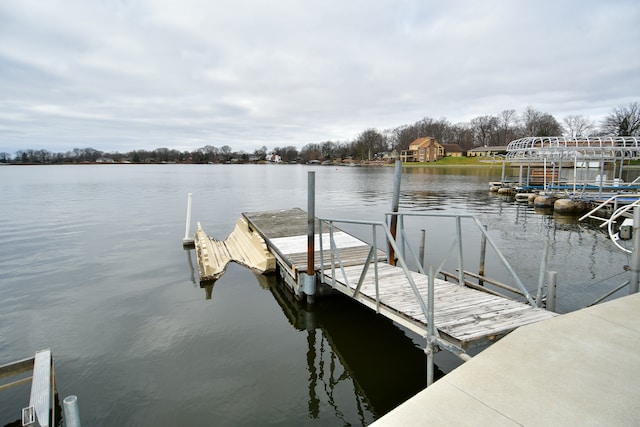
471, 115, 499, 147
448, 123, 475, 149
522, 107, 562, 136
563, 115, 595, 137
497, 109, 521, 145
353, 129, 388, 160
320, 141, 338, 159
253, 145, 267, 160
220, 145, 232, 161
300, 143, 322, 162
600, 102, 640, 136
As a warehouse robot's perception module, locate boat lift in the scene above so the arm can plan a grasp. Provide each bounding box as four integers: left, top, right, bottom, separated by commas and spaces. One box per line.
503, 136, 640, 194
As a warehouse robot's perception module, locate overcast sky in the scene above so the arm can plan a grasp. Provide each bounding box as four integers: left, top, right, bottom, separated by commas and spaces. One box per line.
1, 0, 638, 154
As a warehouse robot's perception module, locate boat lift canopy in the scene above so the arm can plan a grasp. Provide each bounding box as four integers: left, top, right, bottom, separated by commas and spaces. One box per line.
506, 136, 640, 162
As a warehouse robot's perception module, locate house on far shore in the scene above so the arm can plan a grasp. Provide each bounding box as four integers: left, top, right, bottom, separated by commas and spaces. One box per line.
373, 150, 399, 161
441, 144, 465, 157
400, 137, 444, 162
96, 157, 115, 163
265, 153, 282, 163
466, 146, 508, 157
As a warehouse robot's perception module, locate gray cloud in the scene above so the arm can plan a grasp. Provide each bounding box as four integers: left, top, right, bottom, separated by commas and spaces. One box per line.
1, 0, 638, 154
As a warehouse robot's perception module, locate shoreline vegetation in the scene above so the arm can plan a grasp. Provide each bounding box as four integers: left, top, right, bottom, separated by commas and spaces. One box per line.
2, 157, 501, 167
3, 156, 639, 168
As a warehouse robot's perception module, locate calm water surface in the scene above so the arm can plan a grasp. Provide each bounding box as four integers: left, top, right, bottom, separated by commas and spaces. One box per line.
0, 164, 634, 426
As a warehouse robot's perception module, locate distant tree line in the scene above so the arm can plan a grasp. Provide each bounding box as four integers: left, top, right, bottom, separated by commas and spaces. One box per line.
2, 102, 639, 164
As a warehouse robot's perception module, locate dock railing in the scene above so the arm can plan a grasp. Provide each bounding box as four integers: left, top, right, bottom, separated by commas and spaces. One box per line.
386, 212, 536, 306
317, 213, 536, 309
318, 218, 429, 316
317, 213, 537, 384
317, 217, 456, 384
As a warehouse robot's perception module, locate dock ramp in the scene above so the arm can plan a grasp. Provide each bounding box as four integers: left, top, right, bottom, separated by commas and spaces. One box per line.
194, 217, 276, 281
1, 349, 56, 427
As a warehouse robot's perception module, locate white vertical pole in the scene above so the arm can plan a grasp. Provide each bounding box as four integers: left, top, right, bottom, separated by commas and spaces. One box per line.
63, 395, 81, 427
183, 193, 193, 245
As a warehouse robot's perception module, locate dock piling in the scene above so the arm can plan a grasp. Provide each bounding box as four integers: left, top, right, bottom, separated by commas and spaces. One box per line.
547, 271, 557, 312
478, 225, 487, 286
426, 265, 436, 387
536, 239, 550, 307
305, 172, 316, 304
388, 160, 402, 266
63, 395, 81, 427
419, 229, 426, 269
630, 206, 640, 294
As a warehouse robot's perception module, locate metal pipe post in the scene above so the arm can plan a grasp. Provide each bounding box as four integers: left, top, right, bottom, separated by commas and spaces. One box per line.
419, 229, 426, 269
63, 395, 81, 427
478, 225, 487, 286
306, 172, 316, 304
536, 239, 550, 307
388, 160, 402, 265
183, 192, 194, 245
426, 265, 436, 386
307, 172, 315, 275
630, 206, 640, 294
547, 271, 557, 312
456, 216, 464, 286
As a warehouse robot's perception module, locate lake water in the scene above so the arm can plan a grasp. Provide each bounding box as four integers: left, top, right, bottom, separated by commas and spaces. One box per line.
0, 164, 635, 426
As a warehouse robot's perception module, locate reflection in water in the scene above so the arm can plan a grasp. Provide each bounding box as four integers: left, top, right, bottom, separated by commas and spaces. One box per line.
188, 270, 442, 423
185, 248, 196, 285
201, 280, 216, 300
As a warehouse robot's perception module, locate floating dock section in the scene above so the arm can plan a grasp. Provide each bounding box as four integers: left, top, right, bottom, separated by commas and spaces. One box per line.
194, 217, 276, 281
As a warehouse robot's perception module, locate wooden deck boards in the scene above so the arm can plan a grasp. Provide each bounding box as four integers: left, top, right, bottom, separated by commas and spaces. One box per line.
243, 208, 557, 351
244, 209, 386, 273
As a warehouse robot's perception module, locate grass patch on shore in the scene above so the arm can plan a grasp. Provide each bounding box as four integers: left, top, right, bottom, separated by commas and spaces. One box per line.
401, 156, 504, 167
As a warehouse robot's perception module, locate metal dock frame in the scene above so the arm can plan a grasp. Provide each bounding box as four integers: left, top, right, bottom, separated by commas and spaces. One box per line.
317, 212, 545, 386
0, 349, 57, 427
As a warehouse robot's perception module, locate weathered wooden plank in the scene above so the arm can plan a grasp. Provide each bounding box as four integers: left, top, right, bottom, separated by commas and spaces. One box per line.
324, 261, 556, 347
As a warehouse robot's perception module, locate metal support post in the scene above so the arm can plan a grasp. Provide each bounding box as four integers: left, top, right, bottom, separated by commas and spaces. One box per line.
307, 172, 316, 304
63, 395, 82, 427
426, 265, 436, 386
478, 225, 487, 286
389, 160, 402, 266
630, 206, 640, 294
456, 216, 464, 286
536, 239, 550, 307
419, 229, 426, 269
547, 271, 557, 312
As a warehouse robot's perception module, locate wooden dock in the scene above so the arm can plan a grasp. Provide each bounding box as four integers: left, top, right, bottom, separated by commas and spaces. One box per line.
240, 208, 558, 353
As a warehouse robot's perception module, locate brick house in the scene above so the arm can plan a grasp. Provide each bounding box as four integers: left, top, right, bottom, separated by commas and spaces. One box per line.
441, 144, 465, 157
400, 137, 444, 162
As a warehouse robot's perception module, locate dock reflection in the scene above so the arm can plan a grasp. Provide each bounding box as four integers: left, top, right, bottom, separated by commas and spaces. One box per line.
184, 249, 441, 420
255, 273, 442, 420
